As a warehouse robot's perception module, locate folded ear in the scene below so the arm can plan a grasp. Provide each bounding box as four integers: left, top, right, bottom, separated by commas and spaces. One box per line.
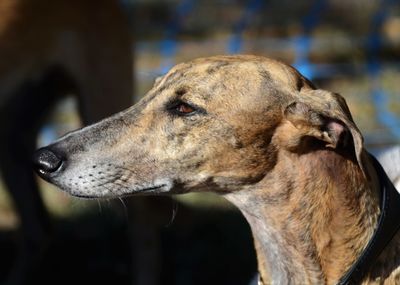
284, 89, 365, 173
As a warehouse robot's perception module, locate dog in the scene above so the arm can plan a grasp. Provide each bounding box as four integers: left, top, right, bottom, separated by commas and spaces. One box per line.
0, 0, 132, 283
33, 55, 400, 284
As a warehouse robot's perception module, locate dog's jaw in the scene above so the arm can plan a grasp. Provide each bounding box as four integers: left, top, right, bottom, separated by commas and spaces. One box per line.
45, 154, 176, 198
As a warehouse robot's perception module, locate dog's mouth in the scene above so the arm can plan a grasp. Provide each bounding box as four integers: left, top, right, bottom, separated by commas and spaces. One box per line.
69, 184, 169, 199
125, 184, 170, 196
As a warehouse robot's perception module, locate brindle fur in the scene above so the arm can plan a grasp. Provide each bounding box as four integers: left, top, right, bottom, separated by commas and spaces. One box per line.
37, 55, 400, 284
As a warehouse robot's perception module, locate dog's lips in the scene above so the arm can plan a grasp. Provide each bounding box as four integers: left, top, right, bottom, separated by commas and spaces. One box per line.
67, 184, 169, 199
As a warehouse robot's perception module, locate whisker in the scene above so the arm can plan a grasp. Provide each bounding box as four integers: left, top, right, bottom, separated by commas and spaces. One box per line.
165, 197, 178, 227
118, 197, 129, 221
97, 200, 102, 214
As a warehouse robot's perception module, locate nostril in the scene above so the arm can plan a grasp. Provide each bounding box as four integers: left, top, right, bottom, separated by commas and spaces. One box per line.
33, 147, 63, 175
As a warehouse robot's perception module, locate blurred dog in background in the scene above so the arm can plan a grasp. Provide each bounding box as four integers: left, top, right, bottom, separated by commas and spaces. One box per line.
0, 0, 132, 283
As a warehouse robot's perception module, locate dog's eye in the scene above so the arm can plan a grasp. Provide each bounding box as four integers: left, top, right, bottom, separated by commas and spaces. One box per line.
176, 103, 195, 114
168, 100, 198, 116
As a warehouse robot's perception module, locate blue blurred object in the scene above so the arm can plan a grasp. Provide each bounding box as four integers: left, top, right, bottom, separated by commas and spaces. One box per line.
366, 0, 400, 139
227, 0, 264, 54
159, 0, 196, 74
293, 0, 327, 80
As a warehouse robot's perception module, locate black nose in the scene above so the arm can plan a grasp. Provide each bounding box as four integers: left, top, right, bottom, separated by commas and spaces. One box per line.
33, 147, 63, 176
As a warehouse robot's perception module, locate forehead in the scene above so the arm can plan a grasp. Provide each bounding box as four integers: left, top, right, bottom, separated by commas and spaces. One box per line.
159, 58, 265, 90
152, 61, 263, 109
155, 56, 307, 97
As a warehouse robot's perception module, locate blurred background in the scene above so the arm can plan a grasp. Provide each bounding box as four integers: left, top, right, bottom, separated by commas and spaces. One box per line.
0, 0, 399, 284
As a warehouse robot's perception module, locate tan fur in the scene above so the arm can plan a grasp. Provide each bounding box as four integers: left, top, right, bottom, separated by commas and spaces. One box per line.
35, 55, 400, 284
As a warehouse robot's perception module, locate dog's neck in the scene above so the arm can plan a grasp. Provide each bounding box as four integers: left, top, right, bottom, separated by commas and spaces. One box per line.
225, 147, 382, 284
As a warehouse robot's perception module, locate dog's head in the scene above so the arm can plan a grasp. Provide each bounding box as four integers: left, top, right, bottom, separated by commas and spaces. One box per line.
33, 55, 365, 198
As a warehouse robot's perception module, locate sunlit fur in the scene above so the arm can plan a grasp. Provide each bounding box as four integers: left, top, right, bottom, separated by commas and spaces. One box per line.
41, 55, 400, 284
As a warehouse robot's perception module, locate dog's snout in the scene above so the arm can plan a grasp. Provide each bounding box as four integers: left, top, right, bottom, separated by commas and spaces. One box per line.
33, 147, 64, 177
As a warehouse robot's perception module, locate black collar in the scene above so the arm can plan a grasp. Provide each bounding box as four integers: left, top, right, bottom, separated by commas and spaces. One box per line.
337, 153, 400, 285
